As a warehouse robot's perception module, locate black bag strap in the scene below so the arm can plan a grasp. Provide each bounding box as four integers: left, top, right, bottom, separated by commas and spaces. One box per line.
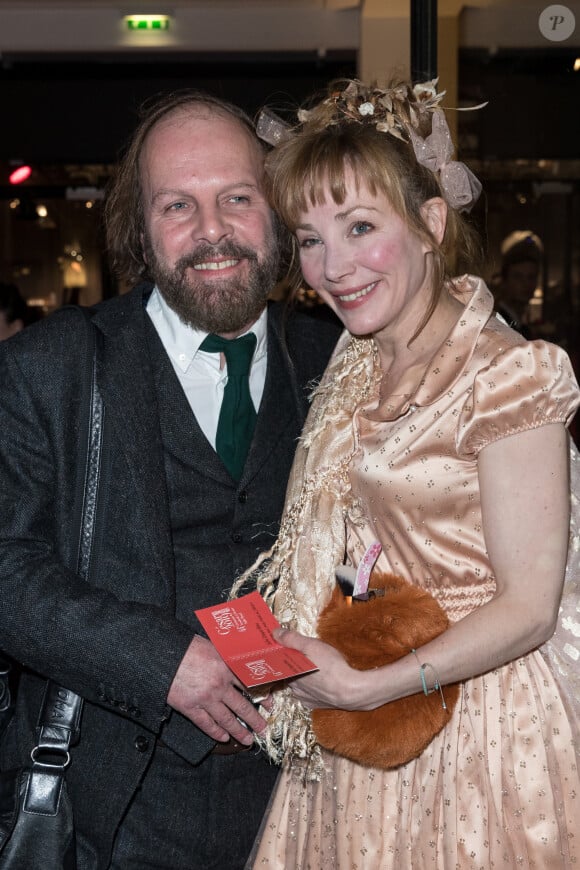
0, 653, 15, 742
0, 656, 11, 715
25, 311, 103, 806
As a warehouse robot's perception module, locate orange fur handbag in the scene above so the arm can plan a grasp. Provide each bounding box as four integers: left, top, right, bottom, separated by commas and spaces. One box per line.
312, 572, 460, 769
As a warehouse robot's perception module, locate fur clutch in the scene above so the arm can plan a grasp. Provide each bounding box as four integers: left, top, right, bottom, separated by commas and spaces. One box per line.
312, 572, 460, 769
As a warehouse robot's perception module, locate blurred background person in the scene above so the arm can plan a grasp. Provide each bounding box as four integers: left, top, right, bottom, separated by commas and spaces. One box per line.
0, 282, 28, 341
491, 230, 543, 338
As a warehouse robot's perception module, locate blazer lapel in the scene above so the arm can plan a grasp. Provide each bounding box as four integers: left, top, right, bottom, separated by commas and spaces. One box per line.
91, 287, 175, 594
242, 306, 304, 484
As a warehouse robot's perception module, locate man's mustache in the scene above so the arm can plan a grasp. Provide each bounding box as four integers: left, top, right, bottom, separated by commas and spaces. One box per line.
175, 243, 259, 271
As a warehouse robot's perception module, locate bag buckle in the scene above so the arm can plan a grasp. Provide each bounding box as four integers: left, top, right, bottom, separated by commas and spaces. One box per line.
30, 747, 71, 770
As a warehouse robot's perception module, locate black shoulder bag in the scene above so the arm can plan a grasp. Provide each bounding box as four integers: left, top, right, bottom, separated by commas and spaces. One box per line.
0, 313, 103, 870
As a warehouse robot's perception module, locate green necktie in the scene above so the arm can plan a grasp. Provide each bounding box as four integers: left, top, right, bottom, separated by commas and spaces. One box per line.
200, 332, 257, 481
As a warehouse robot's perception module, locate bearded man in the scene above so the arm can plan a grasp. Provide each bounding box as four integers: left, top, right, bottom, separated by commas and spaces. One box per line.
0, 92, 339, 869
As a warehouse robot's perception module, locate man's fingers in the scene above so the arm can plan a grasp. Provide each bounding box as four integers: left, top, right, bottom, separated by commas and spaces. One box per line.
189, 709, 230, 743
167, 635, 268, 740
226, 687, 267, 737
187, 690, 267, 745
205, 699, 257, 745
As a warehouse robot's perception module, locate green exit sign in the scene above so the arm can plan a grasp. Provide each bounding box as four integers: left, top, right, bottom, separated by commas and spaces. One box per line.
125, 15, 170, 30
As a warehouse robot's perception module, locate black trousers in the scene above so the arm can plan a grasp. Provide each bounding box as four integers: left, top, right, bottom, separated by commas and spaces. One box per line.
106, 741, 279, 869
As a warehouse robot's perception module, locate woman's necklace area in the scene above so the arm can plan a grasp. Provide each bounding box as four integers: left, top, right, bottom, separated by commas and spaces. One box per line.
377, 359, 424, 403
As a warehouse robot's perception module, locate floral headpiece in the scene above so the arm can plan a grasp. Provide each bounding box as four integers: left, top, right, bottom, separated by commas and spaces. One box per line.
257, 78, 485, 213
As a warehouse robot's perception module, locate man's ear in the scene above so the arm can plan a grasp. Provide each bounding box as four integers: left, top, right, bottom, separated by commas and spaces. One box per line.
420, 197, 447, 246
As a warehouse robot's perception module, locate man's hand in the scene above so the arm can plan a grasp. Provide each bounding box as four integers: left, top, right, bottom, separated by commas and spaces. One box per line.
167, 635, 267, 745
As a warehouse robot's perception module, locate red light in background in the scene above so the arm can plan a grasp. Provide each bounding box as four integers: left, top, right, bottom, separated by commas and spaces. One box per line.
9, 165, 32, 184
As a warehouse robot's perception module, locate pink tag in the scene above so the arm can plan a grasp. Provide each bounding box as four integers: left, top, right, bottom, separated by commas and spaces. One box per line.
352, 541, 382, 598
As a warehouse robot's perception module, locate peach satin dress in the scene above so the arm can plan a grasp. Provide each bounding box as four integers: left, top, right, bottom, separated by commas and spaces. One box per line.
251, 278, 580, 869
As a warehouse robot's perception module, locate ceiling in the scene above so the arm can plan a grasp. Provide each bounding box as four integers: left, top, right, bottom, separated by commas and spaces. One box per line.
0, 2, 577, 55
1, 2, 579, 173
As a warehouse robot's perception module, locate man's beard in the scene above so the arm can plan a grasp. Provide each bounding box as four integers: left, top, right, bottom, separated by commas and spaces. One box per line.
144, 230, 280, 335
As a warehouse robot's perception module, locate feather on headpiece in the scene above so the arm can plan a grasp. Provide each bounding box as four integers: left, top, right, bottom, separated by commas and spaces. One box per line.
257, 78, 485, 213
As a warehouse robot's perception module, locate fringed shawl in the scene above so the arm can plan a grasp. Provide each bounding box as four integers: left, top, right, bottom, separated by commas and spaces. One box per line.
231, 330, 380, 780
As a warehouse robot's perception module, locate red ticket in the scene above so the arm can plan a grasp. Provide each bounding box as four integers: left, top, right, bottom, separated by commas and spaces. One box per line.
195, 591, 318, 688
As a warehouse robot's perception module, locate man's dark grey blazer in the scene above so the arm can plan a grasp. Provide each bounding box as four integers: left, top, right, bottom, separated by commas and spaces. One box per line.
0, 283, 340, 867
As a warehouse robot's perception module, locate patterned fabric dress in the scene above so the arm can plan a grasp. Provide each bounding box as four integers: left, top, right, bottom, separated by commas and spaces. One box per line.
250, 277, 580, 869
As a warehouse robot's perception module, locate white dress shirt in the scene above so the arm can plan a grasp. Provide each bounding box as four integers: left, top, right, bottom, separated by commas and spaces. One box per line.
146, 286, 268, 449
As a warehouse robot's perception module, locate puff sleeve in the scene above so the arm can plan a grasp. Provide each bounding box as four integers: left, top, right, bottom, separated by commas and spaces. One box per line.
457, 340, 580, 458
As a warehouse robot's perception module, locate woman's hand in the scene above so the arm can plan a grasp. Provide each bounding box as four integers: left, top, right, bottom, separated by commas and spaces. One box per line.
273, 627, 376, 711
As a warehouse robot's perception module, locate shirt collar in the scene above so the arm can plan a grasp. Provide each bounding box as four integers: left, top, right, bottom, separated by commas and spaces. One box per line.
146, 286, 268, 373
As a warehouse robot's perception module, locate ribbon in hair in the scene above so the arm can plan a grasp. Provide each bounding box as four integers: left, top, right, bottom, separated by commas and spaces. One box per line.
409, 110, 482, 212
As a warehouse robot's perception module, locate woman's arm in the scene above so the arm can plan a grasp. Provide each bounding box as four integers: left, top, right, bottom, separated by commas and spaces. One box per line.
276, 422, 570, 711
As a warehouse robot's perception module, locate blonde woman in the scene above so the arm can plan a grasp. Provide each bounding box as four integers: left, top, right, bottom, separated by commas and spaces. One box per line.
239, 78, 580, 868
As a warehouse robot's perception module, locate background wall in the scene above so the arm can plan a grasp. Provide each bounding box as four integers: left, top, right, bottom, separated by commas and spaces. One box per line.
0, 0, 578, 352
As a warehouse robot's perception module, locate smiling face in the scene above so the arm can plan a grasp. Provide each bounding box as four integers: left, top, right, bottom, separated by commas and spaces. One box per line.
295, 167, 442, 346
140, 110, 279, 337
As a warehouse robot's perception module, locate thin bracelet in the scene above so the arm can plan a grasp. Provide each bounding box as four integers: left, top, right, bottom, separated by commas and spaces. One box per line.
411, 649, 448, 710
